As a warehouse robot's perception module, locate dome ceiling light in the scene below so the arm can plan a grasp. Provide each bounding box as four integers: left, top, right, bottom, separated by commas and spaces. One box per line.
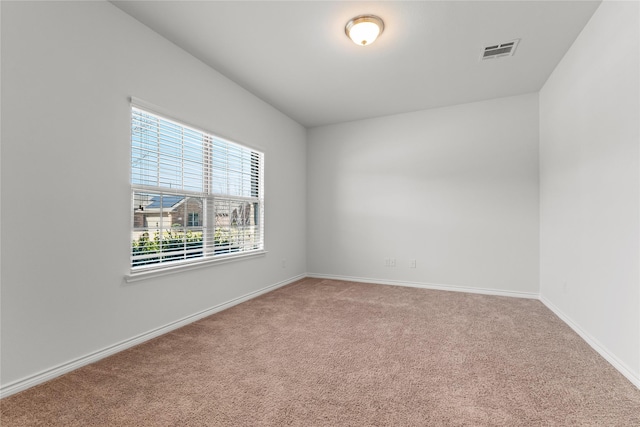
345, 15, 384, 47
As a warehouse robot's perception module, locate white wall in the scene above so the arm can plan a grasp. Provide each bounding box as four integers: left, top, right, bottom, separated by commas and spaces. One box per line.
307, 94, 540, 295
0, 1, 306, 389
539, 0, 639, 383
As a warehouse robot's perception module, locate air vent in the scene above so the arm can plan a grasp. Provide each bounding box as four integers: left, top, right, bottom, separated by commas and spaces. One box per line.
481, 39, 519, 60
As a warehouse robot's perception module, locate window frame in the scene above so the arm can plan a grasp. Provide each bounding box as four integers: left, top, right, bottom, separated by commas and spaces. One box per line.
127, 101, 266, 282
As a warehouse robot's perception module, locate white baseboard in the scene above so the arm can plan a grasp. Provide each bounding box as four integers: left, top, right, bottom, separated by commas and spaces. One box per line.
539, 295, 640, 389
4, 273, 638, 398
311, 274, 639, 390
0, 274, 306, 399
307, 273, 539, 299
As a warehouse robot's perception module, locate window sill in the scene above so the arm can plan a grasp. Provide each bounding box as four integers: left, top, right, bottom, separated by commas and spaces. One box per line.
124, 250, 268, 283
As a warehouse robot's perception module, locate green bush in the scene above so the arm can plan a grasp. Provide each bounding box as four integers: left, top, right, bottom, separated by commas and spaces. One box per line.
131, 227, 242, 265
132, 229, 203, 266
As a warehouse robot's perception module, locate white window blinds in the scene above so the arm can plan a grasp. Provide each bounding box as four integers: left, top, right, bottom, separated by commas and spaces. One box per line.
131, 106, 264, 271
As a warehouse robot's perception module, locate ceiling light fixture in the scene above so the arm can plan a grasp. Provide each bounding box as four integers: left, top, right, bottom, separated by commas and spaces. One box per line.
345, 15, 384, 47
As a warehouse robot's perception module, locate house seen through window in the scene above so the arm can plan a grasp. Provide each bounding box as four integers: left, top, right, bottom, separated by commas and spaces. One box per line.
130, 106, 264, 271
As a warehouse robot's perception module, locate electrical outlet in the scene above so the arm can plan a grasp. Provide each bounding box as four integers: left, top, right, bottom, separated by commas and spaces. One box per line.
410, 259, 416, 268
389, 258, 396, 267
384, 258, 390, 267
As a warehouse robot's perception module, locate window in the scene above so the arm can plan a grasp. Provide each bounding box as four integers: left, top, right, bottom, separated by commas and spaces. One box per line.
188, 212, 200, 227
130, 106, 264, 272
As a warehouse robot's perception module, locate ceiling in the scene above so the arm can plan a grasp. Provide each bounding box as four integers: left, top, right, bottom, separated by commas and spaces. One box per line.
112, 1, 601, 128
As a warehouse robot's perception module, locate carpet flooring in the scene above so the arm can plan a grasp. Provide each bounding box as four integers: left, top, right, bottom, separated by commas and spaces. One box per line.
2, 278, 640, 426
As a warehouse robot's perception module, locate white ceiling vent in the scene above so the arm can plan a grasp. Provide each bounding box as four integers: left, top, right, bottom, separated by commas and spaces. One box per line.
481, 39, 520, 60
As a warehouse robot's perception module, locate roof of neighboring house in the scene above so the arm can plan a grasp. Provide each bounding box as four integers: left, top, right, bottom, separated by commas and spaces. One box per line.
145, 195, 184, 209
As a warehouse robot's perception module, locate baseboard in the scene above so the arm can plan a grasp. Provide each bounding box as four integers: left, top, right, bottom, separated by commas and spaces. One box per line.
0, 273, 306, 399
4, 273, 637, 398
307, 273, 539, 299
310, 273, 640, 390
539, 295, 640, 390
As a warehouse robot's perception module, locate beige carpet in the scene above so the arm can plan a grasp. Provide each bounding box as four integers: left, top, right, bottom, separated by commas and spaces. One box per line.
2, 278, 640, 426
